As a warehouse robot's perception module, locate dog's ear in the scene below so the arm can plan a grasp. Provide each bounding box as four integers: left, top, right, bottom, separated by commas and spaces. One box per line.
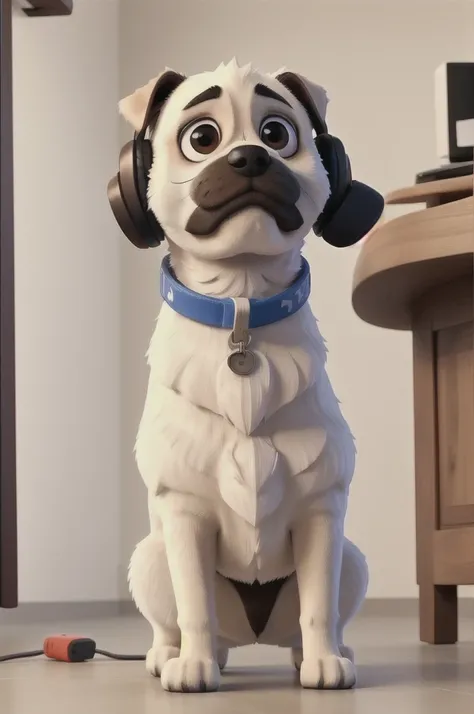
273, 70, 329, 134
119, 69, 186, 132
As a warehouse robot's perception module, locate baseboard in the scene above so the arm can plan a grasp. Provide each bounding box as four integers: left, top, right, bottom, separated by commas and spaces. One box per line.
0, 600, 124, 624
1, 598, 473, 624
361, 597, 474, 618
118, 599, 138, 615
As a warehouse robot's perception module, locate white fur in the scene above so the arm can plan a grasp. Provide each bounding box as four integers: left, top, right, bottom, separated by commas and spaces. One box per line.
123, 59, 368, 693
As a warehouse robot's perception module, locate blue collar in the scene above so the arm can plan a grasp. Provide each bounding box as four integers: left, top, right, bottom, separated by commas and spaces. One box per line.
159, 255, 311, 329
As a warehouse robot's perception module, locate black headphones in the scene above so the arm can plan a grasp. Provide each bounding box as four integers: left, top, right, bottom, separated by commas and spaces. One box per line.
108, 70, 384, 250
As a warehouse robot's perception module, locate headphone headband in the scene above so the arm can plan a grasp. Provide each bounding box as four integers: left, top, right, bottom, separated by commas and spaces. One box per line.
108, 71, 383, 250
139, 71, 186, 134
276, 71, 328, 135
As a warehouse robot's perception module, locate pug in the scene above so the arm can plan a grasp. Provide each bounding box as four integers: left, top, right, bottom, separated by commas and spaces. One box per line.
120, 59, 369, 694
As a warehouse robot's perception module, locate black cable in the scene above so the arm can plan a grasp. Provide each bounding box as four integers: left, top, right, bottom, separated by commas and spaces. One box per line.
0, 650, 44, 662
95, 649, 146, 661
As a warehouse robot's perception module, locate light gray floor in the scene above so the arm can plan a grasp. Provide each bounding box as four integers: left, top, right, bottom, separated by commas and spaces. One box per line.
0, 612, 473, 713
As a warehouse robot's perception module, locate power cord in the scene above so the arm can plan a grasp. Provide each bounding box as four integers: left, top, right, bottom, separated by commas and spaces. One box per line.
95, 649, 145, 661
0, 636, 145, 663
0, 650, 44, 662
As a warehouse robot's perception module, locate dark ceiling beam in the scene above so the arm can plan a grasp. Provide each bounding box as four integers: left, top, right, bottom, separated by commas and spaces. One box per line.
23, 0, 72, 16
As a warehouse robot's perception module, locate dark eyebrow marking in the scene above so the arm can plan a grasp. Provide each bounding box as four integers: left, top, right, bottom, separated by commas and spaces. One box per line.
254, 83, 292, 108
183, 85, 222, 111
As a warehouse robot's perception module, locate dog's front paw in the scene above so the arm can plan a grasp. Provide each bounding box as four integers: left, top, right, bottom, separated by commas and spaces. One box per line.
160, 656, 221, 693
146, 646, 180, 677
300, 655, 356, 690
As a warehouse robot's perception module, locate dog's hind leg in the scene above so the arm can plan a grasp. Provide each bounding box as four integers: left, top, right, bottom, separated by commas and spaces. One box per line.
336, 539, 369, 663
217, 643, 229, 671
129, 533, 181, 677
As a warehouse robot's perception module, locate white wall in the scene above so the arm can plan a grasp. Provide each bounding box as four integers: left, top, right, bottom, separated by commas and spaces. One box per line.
118, 0, 474, 600
13, 0, 121, 602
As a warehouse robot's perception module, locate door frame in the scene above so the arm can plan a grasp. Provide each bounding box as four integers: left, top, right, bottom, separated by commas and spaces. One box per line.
0, 0, 18, 608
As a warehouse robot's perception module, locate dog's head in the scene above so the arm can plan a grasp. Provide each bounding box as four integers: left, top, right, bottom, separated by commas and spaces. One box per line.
120, 59, 331, 260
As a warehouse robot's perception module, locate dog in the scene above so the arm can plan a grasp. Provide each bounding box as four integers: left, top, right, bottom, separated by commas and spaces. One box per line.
112, 59, 380, 694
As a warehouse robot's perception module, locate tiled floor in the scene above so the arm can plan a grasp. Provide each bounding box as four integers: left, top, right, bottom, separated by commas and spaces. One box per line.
0, 612, 473, 713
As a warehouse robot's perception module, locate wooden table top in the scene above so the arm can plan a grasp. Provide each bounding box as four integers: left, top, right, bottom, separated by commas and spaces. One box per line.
385, 174, 472, 205
352, 176, 473, 331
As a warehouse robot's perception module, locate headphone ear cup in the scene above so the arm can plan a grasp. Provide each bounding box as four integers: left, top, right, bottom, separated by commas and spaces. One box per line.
107, 139, 164, 249
108, 170, 148, 249
313, 134, 384, 247
318, 180, 384, 248
313, 134, 351, 237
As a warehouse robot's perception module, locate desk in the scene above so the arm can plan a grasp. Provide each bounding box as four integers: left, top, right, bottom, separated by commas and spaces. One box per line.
352, 175, 473, 644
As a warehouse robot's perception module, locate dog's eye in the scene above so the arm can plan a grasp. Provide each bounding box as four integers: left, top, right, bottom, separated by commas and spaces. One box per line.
179, 119, 222, 162
259, 116, 298, 158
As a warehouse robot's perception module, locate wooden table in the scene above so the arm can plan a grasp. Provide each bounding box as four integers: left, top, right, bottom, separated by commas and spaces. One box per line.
352, 174, 473, 644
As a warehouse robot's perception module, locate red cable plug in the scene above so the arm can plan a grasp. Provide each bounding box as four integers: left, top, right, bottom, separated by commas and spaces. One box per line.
43, 635, 96, 662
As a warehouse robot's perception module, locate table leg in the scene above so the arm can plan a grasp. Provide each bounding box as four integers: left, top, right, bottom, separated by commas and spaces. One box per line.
419, 582, 458, 644
412, 324, 455, 645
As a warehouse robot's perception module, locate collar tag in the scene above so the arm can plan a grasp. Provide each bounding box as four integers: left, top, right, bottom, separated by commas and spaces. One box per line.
227, 298, 257, 377
230, 298, 250, 346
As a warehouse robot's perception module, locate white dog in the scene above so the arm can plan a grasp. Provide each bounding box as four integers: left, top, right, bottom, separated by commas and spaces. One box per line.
119, 59, 369, 694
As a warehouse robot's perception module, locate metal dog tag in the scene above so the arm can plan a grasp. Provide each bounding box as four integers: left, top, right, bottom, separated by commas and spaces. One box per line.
227, 298, 257, 376
227, 348, 257, 376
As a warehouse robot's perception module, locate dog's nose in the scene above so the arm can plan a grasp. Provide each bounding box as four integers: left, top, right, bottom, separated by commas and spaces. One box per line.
227, 145, 271, 177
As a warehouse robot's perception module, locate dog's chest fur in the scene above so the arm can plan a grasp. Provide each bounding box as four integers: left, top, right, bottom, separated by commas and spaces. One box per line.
136, 301, 355, 550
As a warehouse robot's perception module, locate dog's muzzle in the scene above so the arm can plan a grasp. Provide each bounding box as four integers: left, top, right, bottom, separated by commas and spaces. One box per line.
185, 145, 304, 236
